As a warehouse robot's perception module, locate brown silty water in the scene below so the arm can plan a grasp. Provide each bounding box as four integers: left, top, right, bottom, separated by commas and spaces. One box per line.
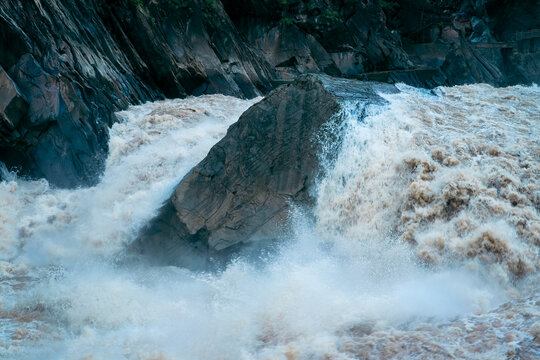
0, 85, 538, 359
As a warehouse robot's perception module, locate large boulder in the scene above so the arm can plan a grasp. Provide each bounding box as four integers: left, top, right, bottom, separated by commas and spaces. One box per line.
134, 75, 397, 266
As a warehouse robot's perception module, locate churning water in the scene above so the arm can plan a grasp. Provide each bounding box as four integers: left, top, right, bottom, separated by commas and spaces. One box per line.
0, 85, 538, 359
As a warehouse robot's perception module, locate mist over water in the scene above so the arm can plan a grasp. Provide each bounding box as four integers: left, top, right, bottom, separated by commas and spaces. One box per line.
1, 85, 538, 359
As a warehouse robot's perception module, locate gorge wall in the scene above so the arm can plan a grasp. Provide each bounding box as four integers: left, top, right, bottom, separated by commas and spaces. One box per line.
0, 0, 274, 187
1, 0, 538, 188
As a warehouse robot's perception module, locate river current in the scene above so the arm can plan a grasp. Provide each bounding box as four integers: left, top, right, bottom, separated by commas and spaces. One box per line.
0, 84, 538, 359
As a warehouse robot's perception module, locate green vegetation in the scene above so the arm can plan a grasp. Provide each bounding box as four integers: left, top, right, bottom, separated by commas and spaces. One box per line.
323, 8, 342, 23
280, 17, 292, 25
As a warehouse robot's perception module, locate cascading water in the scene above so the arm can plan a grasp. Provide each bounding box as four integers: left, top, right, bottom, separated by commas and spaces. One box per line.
0, 84, 538, 359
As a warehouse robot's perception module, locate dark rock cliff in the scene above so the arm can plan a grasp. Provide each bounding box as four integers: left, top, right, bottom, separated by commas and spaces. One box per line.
220, 0, 539, 86
391, 0, 540, 86
0, 0, 273, 187
1, 0, 156, 187
0, 0, 538, 187
222, 0, 412, 78
133, 75, 398, 266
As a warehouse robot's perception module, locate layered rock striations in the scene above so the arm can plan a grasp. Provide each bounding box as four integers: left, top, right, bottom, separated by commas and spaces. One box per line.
134, 75, 398, 266
222, 0, 539, 86
222, 0, 412, 79
1, 0, 154, 187
387, 0, 540, 86
0, 0, 273, 187
1, 0, 538, 187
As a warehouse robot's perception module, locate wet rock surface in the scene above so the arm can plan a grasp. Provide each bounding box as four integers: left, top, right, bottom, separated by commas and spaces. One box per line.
222, 0, 413, 79
134, 75, 398, 265
223, 0, 539, 87
1, 0, 155, 187
0, 0, 538, 187
392, 0, 540, 86
0, 0, 273, 187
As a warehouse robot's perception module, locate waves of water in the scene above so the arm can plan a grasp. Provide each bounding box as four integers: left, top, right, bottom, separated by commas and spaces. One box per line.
0, 84, 538, 359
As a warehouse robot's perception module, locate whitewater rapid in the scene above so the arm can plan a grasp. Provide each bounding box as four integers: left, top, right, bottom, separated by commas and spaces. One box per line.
0, 84, 538, 359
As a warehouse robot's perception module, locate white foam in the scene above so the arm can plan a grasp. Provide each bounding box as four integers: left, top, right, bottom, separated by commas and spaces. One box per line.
1, 85, 538, 359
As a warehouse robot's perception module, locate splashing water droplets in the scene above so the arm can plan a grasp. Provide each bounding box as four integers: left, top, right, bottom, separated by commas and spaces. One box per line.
1, 85, 539, 359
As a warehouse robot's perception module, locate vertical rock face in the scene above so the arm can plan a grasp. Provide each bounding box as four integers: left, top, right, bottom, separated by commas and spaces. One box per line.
0, 0, 274, 187
0, 0, 162, 186
222, 0, 413, 80
0, 68, 29, 145
0, 0, 538, 186
389, 0, 540, 85
134, 75, 398, 265
1, 54, 106, 187
102, 0, 275, 99
222, 0, 539, 87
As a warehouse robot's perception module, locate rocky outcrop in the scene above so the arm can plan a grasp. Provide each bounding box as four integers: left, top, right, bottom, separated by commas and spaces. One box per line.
1, 53, 117, 186
0, 0, 274, 187
0, 68, 29, 147
391, 0, 540, 85
1, 0, 538, 186
133, 75, 398, 266
101, 0, 274, 98
222, 0, 539, 87
1, 0, 156, 186
222, 0, 413, 80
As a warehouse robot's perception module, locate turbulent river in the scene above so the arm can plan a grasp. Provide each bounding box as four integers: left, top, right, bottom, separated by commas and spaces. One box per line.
0, 84, 539, 359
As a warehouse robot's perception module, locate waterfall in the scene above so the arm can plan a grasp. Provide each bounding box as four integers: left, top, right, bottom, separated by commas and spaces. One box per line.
1, 84, 538, 359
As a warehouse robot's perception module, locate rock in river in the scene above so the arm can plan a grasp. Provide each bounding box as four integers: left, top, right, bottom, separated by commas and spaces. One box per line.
134, 75, 398, 267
